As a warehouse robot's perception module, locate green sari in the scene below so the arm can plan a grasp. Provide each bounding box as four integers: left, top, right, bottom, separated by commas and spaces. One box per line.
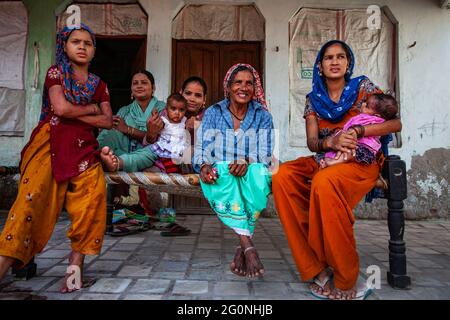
200, 162, 272, 237
98, 97, 165, 172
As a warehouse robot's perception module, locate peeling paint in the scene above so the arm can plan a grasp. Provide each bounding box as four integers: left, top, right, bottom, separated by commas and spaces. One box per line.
416, 173, 446, 198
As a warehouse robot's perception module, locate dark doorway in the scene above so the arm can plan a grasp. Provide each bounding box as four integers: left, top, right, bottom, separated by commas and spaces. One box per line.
90, 36, 147, 114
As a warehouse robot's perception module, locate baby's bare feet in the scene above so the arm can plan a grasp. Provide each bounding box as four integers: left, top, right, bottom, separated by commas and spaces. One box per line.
100, 147, 118, 172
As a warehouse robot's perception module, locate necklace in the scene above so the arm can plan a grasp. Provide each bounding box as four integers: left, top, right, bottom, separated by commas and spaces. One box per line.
228, 108, 246, 122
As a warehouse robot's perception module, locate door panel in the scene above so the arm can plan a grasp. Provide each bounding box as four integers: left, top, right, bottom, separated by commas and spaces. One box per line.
173, 40, 262, 107
219, 43, 262, 100
174, 42, 220, 107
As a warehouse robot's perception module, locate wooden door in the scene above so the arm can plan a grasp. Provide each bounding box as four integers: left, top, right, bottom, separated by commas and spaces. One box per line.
219, 43, 262, 100
172, 40, 263, 215
172, 40, 263, 107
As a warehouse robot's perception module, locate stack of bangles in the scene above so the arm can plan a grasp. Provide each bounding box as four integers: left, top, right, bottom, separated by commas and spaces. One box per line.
127, 126, 135, 137
350, 125, 366, 138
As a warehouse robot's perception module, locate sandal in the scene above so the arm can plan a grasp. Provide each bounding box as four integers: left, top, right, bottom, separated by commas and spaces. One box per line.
109, 222, 152, 237
160, 223, 191, 237
154, 222, 177, 231
310, 273, 334, 300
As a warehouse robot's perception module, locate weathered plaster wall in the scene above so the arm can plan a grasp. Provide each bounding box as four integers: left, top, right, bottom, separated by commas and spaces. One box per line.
356, 148, 450, 219
0, 0, 448, 218
0, 0, 64, 166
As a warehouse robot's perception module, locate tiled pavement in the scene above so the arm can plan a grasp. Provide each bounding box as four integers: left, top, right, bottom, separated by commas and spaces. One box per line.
0, 214, 450, 300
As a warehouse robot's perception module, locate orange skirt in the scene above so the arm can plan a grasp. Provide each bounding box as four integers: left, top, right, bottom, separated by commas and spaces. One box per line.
272, 156, 380, 290
0, 123, 106, 268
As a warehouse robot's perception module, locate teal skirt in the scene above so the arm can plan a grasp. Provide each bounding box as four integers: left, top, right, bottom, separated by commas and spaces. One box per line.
200, 162, 272, 237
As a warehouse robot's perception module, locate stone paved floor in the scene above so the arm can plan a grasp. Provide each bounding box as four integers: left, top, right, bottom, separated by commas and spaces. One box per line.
0, 214, 449, 300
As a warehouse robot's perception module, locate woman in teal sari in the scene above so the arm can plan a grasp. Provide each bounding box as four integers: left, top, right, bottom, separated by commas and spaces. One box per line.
98, 70, 165, 172
194, 64, 274, 278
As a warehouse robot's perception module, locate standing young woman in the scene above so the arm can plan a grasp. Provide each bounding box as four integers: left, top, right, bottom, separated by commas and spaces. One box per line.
0, 24, 113, 293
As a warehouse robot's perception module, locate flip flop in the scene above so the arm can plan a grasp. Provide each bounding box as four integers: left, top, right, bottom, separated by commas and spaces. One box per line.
160, 223, 191, 237
328, 280, 373, 301
109, 223, 152, 237
310, 273, 334, 300
353, 281, 373, 300
154, 222, 177, 231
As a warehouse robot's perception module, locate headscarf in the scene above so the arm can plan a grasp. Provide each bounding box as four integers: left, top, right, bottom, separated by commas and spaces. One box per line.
55, 24, 100, 106
307, 40, 367, 122
223, 63, 268, 111
128, 97, 159, 130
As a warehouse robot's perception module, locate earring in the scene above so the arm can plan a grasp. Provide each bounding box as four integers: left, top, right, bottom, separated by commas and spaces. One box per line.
131, 94, 134, 100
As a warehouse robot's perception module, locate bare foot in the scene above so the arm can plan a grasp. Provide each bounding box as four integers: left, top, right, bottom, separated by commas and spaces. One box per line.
310, 269, 333, 297
60, 251, 96, 294
328, 287, 357, 300
100, 147, 119, 172
0, 256, 15, 282
244, 247, 265, 278
230, 247, 246, 277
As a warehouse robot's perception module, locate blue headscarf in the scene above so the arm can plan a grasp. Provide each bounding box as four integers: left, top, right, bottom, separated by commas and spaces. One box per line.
307, 40, 367, 123
55, 24, 100, 106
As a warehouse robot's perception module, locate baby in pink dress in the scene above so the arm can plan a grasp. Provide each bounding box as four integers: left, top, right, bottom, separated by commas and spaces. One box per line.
321, 93, 399, 168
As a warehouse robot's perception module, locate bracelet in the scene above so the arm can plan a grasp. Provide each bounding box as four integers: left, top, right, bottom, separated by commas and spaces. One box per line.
351, 125, 365, 139
130, 127, 135, 137
200, 162, 211, 172
127, 126, 131, 136
318, 138, 326, 152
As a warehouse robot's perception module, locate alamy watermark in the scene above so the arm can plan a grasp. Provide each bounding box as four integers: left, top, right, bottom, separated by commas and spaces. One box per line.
65, 265, 82, 290
366, 265, 382, 290
66, 4, 81, 29
367, 5, 382, 30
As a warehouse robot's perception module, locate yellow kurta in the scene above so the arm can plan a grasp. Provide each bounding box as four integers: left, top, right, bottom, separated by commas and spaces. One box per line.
0, 123, 106, 268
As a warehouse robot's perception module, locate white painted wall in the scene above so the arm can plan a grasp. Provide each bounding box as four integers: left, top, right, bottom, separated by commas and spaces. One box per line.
1, 0, 448, 171
139, 0, 450, 170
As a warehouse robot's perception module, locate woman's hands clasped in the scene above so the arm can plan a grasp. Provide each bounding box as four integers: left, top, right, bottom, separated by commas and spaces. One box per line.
329, 130, 358, 160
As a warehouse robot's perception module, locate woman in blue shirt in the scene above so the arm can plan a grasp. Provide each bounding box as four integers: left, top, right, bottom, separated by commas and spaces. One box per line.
194, 64, 274, 278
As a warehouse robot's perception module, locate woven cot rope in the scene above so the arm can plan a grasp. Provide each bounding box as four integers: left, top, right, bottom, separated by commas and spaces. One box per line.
133, 172, 158, 186
104, 172, 201, 188
0, 167, 386, 190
